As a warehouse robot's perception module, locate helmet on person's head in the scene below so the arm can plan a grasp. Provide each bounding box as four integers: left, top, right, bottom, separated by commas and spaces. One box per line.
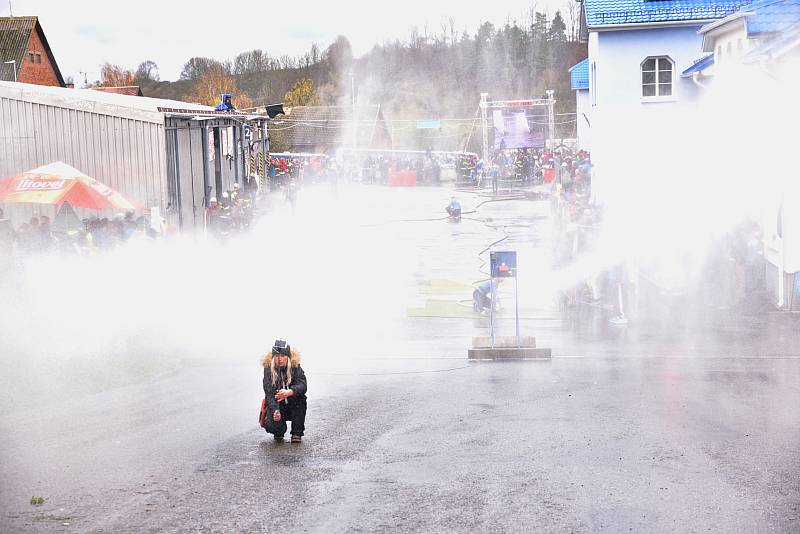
233, 183, 241, 190
272, 339, 291, 357
209, 197, 218, 204
222, 191, 229, 199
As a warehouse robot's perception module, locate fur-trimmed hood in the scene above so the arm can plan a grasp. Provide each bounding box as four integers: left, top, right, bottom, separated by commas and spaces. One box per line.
261, 348, 301, 368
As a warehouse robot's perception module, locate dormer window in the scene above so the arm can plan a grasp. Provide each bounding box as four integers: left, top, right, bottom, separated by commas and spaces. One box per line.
641, 56, 673, 98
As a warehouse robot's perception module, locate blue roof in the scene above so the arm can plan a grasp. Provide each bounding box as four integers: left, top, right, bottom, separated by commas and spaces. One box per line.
584, 0, 753, 26
743, 0, 800, 34
743, 20, 800, 59
569, 59, 590, 90
681, 53, 715, 75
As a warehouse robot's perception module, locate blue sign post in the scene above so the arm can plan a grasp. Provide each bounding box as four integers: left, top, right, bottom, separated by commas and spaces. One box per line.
489, 251, 520, 347
490, 250, 517, 278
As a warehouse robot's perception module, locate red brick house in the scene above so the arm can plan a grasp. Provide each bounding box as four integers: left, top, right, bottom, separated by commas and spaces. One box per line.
0, 16, 65, 87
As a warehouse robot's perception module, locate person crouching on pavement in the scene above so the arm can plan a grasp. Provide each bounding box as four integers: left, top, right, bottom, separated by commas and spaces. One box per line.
446, 196, 462, 219
473, 277, 503, 314
261, 340, 307, 443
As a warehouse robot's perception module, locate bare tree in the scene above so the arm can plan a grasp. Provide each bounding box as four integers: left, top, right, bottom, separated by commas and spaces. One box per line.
97, 63, 135, 87
567, 0, 580, 42
439, 20, 449, 46
135, 60, 159, 82
234, 50, 272, 75
186, 66, 252, 109
277, 55, 297, 70
409, 27, 422, 49
180, 57, 229, 80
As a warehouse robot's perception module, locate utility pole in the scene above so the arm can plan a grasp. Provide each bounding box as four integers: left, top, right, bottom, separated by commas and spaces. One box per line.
546, 90, 555, 151
350, 71, 357, 150
480, 92, 489, 165
8, 1, 13, 18
545, 89, 562, 186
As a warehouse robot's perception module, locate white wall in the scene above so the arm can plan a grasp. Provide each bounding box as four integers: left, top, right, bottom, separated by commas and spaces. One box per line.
706, 18, 750, 66
589, 25, 707, 205
575, 89, 591, 151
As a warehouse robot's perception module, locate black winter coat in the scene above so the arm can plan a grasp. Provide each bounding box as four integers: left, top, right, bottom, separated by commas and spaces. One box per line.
263, 365, 307, 413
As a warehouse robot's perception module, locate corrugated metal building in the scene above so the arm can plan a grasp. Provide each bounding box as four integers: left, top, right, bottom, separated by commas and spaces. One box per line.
0, 81, 270, 230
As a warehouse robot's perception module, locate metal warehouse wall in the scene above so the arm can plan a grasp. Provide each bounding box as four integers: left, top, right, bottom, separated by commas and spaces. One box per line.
0, 92, 168, 222
168, 123, 207, 231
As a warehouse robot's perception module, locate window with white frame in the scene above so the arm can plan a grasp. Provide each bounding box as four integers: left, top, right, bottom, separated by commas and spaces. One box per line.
641, 56, 674, 98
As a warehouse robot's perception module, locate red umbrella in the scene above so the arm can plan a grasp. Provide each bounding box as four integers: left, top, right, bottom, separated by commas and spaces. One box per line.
0, 162, 139, 210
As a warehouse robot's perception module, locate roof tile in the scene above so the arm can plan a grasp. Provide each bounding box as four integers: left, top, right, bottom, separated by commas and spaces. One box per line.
0, 16, 36, 81
91, 86, 144, 97
569, 59, 590, 89
584, 0, 753, 26
743, 0, 800, 33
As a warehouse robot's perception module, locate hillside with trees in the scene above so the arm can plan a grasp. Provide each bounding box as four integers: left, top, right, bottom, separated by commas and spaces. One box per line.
95, 10, 585, 151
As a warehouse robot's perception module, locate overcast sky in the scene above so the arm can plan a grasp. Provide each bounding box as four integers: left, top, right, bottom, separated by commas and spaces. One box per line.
4, 0, 571, 84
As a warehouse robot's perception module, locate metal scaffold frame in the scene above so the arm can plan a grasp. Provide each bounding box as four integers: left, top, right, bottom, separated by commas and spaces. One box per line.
478, 91, 556, 165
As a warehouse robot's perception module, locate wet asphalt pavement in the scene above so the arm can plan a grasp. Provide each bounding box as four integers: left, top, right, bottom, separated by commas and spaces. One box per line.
1, 184, 799, 533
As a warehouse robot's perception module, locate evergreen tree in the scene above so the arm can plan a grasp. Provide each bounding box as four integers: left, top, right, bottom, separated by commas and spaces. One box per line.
549, 11, 568, 44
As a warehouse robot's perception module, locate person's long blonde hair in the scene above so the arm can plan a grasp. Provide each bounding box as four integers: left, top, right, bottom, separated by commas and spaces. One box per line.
261, 348, 301, 386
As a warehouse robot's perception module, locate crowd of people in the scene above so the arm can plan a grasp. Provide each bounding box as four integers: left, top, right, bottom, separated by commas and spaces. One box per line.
204, 183, 257, 237
265, 150, 572, 188
0, 207, 171, 259
546, 149, 768, 325
454, 147, 593, 192
269, 154, 330, 185
281, 151, 475, 186
358, 152, 451, 185
701, 220, 767, 310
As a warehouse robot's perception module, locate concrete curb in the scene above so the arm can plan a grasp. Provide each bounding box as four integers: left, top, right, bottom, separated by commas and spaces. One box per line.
467, 347, 552, 360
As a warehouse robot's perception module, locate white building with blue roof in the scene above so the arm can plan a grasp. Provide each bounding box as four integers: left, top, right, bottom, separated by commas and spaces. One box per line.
579, 0, 752, 203
697, 0, 800, 73
694, 0, 800, 310
569, 59, 592, 151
